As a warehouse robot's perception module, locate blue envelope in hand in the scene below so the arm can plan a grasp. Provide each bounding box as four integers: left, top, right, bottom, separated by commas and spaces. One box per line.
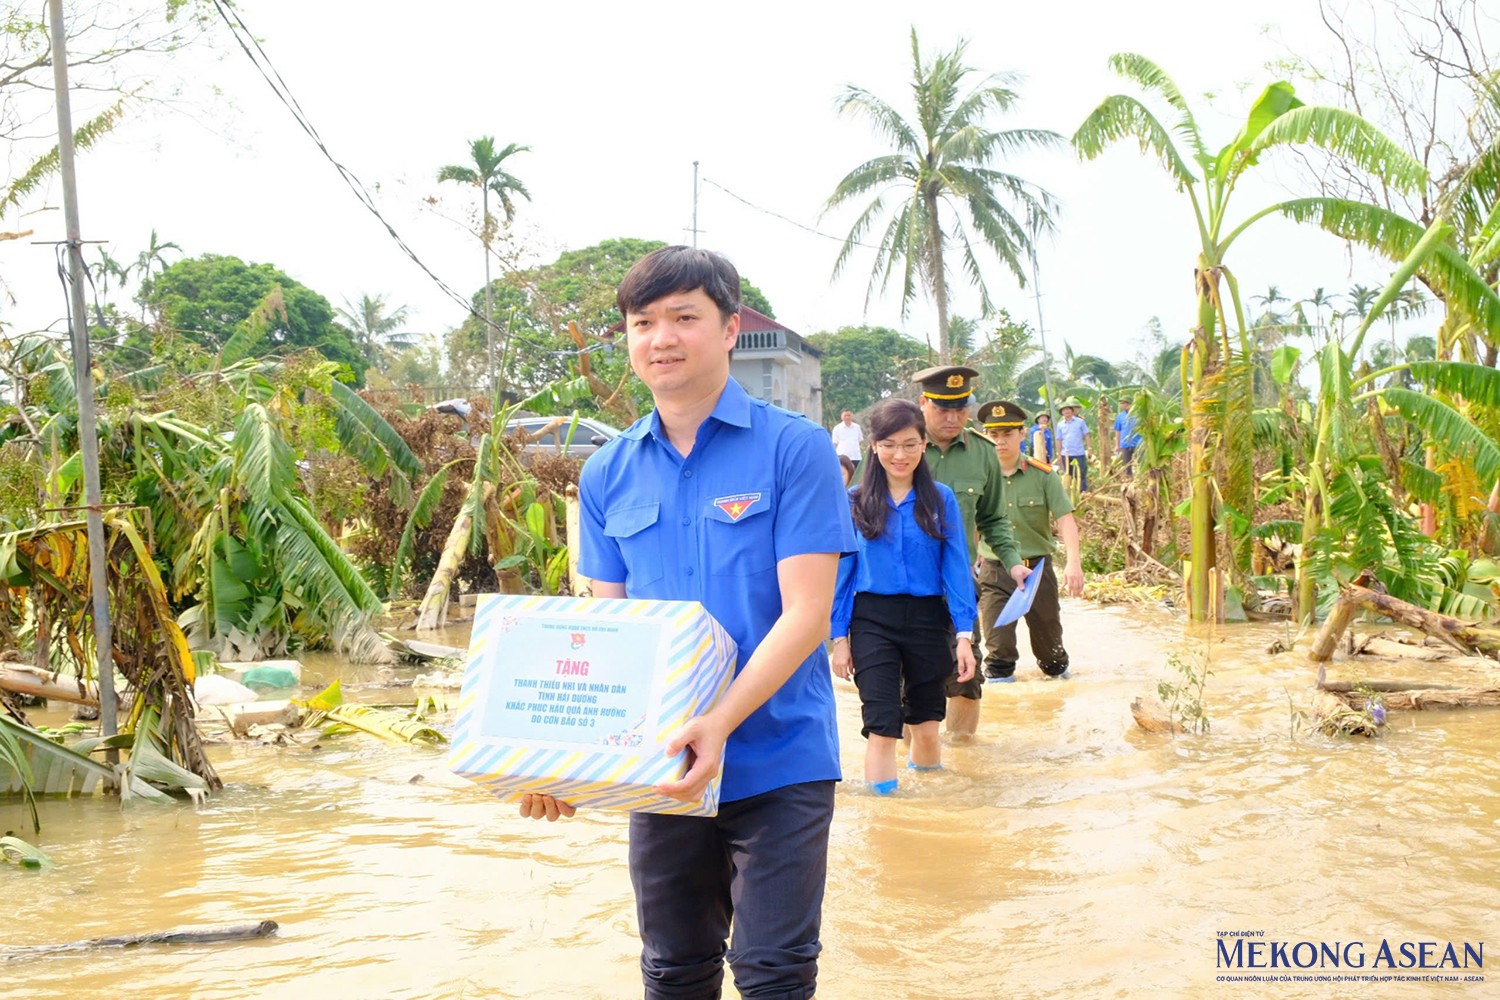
994, 558, 1045, 627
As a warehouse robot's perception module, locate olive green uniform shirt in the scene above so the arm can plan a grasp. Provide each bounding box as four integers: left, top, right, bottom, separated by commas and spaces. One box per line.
978, 457, 1074, 562
926, 427, 1021, 571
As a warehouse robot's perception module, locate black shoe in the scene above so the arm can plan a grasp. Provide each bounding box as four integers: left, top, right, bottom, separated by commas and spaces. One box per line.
983, 666, 1015, 681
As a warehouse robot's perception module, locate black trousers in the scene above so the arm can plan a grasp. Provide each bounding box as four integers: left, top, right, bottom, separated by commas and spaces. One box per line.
849, 592, 955, 737
629, 781, 835, 999
978, 556, 1068, 677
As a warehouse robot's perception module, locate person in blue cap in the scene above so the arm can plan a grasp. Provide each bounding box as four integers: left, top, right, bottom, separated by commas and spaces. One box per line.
520, 246, 856, 1000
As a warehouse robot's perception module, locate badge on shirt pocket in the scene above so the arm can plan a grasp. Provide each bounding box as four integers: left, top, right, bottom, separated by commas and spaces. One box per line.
706, 492, 775, 575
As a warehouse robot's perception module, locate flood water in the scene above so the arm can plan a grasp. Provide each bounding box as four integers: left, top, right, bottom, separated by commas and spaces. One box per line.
4, 602, 1496, 999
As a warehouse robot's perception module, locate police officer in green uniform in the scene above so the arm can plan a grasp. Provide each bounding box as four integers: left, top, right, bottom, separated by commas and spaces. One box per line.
975, 399, 1085, 680
912, 367, 1028, 735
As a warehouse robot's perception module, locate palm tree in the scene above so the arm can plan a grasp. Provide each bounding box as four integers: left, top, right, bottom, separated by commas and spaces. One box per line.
437, 137, 530, 392
87, 247, 131, 321
1346, 283, 1379, 320
1075, 55, 1432, 620
338, 293, 412, 371
825, 29, 1062, 363
1058, 342, 1119, 388
1301, 287, 1341, 345
1251, 285, 1289, 322
130, 229, 181, 321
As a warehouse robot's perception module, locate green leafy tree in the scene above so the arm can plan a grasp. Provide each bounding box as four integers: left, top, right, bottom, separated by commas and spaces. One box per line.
437, 137, 531, 392
806, 324, 929, 423
141, 254, 363, 382
449, 237, 777, 418
963, 308, 1036, 405
825, 29, 1062, 363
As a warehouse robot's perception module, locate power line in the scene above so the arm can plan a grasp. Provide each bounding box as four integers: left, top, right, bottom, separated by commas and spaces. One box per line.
701, 177, 883, 250
206, 0, 570, 362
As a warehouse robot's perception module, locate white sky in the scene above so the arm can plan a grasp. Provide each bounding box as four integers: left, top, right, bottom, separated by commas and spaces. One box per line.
2, 0, 1443, 370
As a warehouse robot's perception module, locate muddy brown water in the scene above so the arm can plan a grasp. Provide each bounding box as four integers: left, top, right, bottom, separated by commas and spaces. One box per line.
4, 603, 1496, 999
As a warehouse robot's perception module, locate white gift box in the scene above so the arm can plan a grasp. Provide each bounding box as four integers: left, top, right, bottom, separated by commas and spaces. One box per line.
449, 594, 738, 816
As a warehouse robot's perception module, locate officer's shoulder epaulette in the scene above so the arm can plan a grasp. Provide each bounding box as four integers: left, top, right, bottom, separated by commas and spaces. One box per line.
1024, 456, 1054, 473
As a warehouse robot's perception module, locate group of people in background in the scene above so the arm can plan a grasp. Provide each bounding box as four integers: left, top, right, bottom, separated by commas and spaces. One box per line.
1020, 395, 1142, 491
827, 366, 1093, 793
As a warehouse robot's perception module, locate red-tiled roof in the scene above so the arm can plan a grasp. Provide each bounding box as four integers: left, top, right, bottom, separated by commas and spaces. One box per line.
737, 305, 793, 334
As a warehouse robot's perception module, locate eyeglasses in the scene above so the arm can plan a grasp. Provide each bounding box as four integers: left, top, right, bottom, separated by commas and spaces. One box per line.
874, 440, 924, 456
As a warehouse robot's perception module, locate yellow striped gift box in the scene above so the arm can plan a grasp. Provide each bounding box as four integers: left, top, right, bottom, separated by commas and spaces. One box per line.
448, 594, 737, 816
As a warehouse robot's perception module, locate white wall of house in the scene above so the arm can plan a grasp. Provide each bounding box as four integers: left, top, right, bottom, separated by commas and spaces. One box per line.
730, 347, 821, 422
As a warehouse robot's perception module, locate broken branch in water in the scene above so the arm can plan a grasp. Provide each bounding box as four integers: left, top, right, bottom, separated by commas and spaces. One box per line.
1, 920, 278, 958
1309, 576, 1500, 662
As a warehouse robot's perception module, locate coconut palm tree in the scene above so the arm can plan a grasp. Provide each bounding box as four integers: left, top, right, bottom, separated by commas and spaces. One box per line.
825, 29, 1062, 363
338, 293, 412, 372
1301, 287, 1341, 346
437, 137, 530, 393
1074, 55, 1443, 620
131, 228, 181, 319
87, 247, 131, 321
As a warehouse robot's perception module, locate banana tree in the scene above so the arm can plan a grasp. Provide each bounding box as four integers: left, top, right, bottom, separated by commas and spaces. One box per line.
1295, 203, 1500, 618
414, 377, 590, 629
23, 342, 423, 659
0, 512, 221, 807
1075, 55, 1429, 620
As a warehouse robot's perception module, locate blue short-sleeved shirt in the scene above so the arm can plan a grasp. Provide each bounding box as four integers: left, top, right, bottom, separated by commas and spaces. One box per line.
1113, 410, 1142, 449
1024, 424, 1054, 461
830, 483, 977, 637
578, 377, 858, 803
1058, 416, 1090, 457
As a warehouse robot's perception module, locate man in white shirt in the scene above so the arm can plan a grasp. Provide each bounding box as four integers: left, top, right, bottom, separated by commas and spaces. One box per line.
830, 409, 864, 467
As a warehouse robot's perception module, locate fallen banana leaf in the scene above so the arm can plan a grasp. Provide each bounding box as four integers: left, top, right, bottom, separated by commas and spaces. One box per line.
0, 834, 55, 869
322, 704, 445, 745
296, 679, 344, 712
1, 715, 117, 803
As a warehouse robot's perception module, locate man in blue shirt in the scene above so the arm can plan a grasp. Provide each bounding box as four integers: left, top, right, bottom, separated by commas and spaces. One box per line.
1112, 396, 1143, 477
1057, 396, 1091, 492
521, 246, 855, 1000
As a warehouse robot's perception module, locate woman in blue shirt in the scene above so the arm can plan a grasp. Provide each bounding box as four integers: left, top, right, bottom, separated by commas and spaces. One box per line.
829, 398, 977, 794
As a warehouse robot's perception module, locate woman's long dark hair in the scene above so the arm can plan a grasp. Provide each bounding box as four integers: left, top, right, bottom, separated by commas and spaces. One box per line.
851, 398, 947, 541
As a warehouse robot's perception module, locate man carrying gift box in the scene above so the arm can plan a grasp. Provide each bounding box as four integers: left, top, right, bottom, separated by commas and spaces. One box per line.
520, 245, 856, 1000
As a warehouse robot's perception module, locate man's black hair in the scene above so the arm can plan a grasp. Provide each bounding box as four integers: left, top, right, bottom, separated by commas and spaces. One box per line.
616, 246, 741, 322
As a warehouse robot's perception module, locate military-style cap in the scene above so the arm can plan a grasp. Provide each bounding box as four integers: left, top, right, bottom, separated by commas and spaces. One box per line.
977, 399, 1028, 430
1060, 395, 1084, 411
913, 365, 980, 409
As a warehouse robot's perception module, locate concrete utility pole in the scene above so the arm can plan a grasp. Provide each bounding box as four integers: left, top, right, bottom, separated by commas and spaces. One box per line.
1030, 254, 1059, 438
48, 0, 117, 742
690, 161, 701, 247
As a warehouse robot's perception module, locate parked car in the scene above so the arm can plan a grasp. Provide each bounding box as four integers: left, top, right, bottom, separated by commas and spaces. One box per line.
504, 414, 619, 459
